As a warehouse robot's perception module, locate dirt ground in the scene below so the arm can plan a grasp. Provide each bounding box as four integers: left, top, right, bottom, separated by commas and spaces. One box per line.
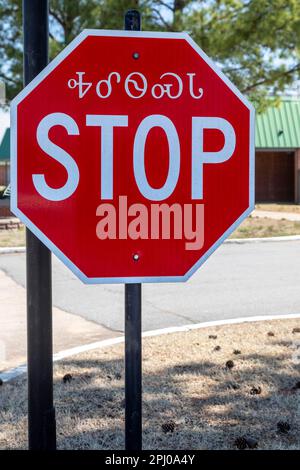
0, 317, 299, 450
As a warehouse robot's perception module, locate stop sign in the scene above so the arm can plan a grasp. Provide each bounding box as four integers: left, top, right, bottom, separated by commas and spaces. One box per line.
11, 30, 254, 283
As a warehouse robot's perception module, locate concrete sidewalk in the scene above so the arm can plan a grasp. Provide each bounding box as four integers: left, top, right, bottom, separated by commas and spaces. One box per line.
0, 269, 121, 371
253, 209, 300, 221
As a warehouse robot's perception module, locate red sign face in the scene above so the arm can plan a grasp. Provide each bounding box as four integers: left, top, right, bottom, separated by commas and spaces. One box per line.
11, 31, 254, 283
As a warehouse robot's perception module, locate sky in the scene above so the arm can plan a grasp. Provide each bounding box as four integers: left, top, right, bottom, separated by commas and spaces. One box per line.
0, 109, 9, 142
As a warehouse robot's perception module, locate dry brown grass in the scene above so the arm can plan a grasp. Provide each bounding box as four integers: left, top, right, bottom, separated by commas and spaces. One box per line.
230, 216, 300, 238
256, 203, 300, 214
0, 216, 300, 247
0, 227, 25, 247
0, 318, 300, 450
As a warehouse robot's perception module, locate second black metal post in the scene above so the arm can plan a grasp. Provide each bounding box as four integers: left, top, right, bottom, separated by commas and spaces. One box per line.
125, 282, 142, 450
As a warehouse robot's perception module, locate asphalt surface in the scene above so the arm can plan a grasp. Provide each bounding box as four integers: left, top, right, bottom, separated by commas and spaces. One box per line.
1, 240, 300, 332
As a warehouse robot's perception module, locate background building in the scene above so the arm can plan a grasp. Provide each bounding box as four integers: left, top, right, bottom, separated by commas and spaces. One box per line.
0, 128, 10, 216
256, 98, 300, 203
0, 128, 10, 186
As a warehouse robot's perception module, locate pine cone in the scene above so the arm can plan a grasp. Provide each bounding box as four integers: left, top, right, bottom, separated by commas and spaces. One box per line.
244, 436, 258, 449
250, 385, 262, 395
235, 435, 258, 449
277, 421, 290, 433
161, 420, 176, 433
62, 373, 72, 383
233, 383, 240, 390
292, 381, 300, 390
226, 360, 235, 369
234, 436, 247, 450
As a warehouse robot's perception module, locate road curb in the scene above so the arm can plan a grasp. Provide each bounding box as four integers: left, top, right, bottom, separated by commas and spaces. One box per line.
225, 235, 300, 244
0, 247, 26, 254
1, 312, 300, 383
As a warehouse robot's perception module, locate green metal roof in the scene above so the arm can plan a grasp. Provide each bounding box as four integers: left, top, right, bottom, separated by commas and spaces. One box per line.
0, 128, 10, 161
256, 99, 300, 149
0, 100, 299, 158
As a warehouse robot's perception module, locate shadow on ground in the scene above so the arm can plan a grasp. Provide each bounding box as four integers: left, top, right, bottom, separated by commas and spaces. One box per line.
1, 338, 299, 450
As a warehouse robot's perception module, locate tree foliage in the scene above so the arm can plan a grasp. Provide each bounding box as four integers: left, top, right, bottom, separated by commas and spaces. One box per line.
183, 0, 300, 110
0, 0, 299, 111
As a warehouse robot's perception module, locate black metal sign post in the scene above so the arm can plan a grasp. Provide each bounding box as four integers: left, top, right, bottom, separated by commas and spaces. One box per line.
124, 10, 143, 452
23, 0, 56, 451
125, 283, 142, 451
22, 4, 141, 452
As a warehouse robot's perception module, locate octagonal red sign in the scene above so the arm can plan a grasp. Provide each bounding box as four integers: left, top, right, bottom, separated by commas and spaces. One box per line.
11, 30, 254, 283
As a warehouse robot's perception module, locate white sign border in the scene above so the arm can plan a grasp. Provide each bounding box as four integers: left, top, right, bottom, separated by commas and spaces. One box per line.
10, 30, 255, 284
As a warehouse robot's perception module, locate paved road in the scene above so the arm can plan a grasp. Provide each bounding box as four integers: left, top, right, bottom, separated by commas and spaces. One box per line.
0, 269, 117, 370
1, 240, 300, 332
